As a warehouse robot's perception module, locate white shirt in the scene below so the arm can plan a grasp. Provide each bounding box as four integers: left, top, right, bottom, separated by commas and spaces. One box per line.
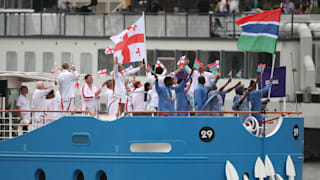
32, 86, 55, 111
58, 69, 79, 99
219, 0, 227, 12
46, 92, 61, 121
81, 83, 99, 112
16, 94, 30, 120
113, 64, 140, 99
185, 65, 216, 95
132, 86, 146, 111
104, 88, 118, 116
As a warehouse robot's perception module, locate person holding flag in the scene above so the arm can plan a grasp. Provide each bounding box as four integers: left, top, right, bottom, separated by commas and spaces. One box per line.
249, 76, 273, 123
58, 62, 79, 115
113, 57, 144, 117
170, 69, 194, 116
81, 74, 107, 115
154, 73, 175, 116
184, 57, 217, 109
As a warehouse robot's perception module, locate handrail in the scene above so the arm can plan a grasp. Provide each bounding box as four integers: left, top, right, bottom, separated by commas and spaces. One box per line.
128, 111, 302, 115
0, 110, 95, 116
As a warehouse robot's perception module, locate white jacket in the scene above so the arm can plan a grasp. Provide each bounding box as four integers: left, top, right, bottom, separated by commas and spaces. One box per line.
185, 65, 216, 95
58, 69, 79, 99
113, 64, 140, 98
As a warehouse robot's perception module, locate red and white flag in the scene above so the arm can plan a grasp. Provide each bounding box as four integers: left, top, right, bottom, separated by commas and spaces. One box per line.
155, 60, 165, 68
75, 80, 80, 89
111, 15, 146, 64
177, 56, 185, 67
55, 64, 62, 73
104, 46, 114, 55
98, 69, 107, 78
122, 65, 133, 73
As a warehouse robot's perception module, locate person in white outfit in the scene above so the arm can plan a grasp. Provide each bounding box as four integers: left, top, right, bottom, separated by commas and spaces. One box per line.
16, 86, 30, 135
81, 74, 106, 115
104, 80, 118, 116
229, 0, 239, 13
32, 81, 56, 129
58, 62, 79, 114
113, 57, 144, 117
45, 90, 61, 124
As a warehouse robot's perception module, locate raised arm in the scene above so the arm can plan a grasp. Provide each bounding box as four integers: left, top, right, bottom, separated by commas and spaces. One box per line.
124, 63, 145, 76
226, 81, 241, 93
171, 75, 190, 90
219, 78, 232, 92
207, 73, 220, 90
113, 57, 119, 78
260, 79, 273, 94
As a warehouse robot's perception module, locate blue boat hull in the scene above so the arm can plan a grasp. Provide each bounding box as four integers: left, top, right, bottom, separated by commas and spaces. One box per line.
0, 116, 303, 180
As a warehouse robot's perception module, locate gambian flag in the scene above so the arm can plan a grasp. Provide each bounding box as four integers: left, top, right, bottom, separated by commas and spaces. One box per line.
208, 60, 219, 72
236, 8, 282, 54
145, 64, 152, 73
236, 69, 243, 78
194, 58, 201, 70
227, 70, 232, 77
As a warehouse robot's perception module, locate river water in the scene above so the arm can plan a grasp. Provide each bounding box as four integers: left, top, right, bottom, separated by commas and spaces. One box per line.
303, 161, 320, 180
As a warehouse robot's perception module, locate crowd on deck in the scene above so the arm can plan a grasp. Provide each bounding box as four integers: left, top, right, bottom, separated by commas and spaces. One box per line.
15, 57, 273, 134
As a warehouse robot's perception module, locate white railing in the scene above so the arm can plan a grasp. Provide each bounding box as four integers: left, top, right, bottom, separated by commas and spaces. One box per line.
0, 110, 94, 141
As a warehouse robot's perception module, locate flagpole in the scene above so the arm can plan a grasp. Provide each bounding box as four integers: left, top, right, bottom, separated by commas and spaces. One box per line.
268, 54, 276, 98
143, 11, 148, 75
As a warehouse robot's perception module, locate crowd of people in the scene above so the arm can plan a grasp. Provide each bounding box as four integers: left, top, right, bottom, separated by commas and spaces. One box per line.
15, 57, 273, 134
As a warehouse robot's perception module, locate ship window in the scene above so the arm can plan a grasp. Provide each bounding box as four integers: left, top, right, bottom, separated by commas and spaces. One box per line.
247, 52, 280, 78
199, 51, 220, 68
96, 170, 107, 180
61, 52, 72, 65
25, 52, 36, 72
80, 53, 92, 74
6, 51, 18, 71
98, 49, 113, 73
72, 133, 90, 145
73, 170, 84, 180
43, 52, 54, 73
130, 143, 172, 153
35, 168, 46, 180
222, 51, 245, 78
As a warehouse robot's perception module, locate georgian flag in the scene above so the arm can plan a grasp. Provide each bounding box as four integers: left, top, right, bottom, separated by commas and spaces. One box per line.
104, 46, 114, 55
177, 56, 185, 67
155, 60, 165, 68
111, 15, 146, 64
55, 64, 62, 73
98, 69, 107, 78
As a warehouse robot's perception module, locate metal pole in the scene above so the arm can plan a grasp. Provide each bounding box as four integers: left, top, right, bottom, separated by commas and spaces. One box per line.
9, 112, 12, 138
267, 54, 276, 98
143, 12, 148, 73
290, 52, 299, 112
291, 12, 293, 38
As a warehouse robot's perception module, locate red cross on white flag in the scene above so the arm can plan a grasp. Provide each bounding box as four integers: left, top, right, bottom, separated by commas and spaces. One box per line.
104, 46, 114, 55
98, 69, 107, 78
155, 60, 165, 68
55, 64, 62, 73
110, 15, 146, 64
177, 56, 186, 67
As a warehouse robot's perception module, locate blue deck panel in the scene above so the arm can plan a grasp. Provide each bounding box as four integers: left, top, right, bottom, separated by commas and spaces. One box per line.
0, 116, 303, 180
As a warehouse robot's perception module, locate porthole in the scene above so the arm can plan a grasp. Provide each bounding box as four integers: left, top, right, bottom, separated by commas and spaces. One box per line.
96, 170, 107, 180
73, 169, 84, 180
35, 169, 46, 180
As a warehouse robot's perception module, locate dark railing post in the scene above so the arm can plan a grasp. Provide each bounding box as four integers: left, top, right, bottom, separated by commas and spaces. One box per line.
291, 12, 294, 38
186, 13, 188, 38
233, 13, 236, 39
64, 13, 66, 36
123, 14, 126, 30
164, 13, 167, 37
83, 15, 86, 36
4, 13, 6, 36
103, 14, 106, 37
40, 12, 43, 36
24, 13, 26, 36
209, 14, 211, 38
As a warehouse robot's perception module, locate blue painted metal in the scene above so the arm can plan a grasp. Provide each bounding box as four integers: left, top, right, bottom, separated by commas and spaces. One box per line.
0, 116, 303, 180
